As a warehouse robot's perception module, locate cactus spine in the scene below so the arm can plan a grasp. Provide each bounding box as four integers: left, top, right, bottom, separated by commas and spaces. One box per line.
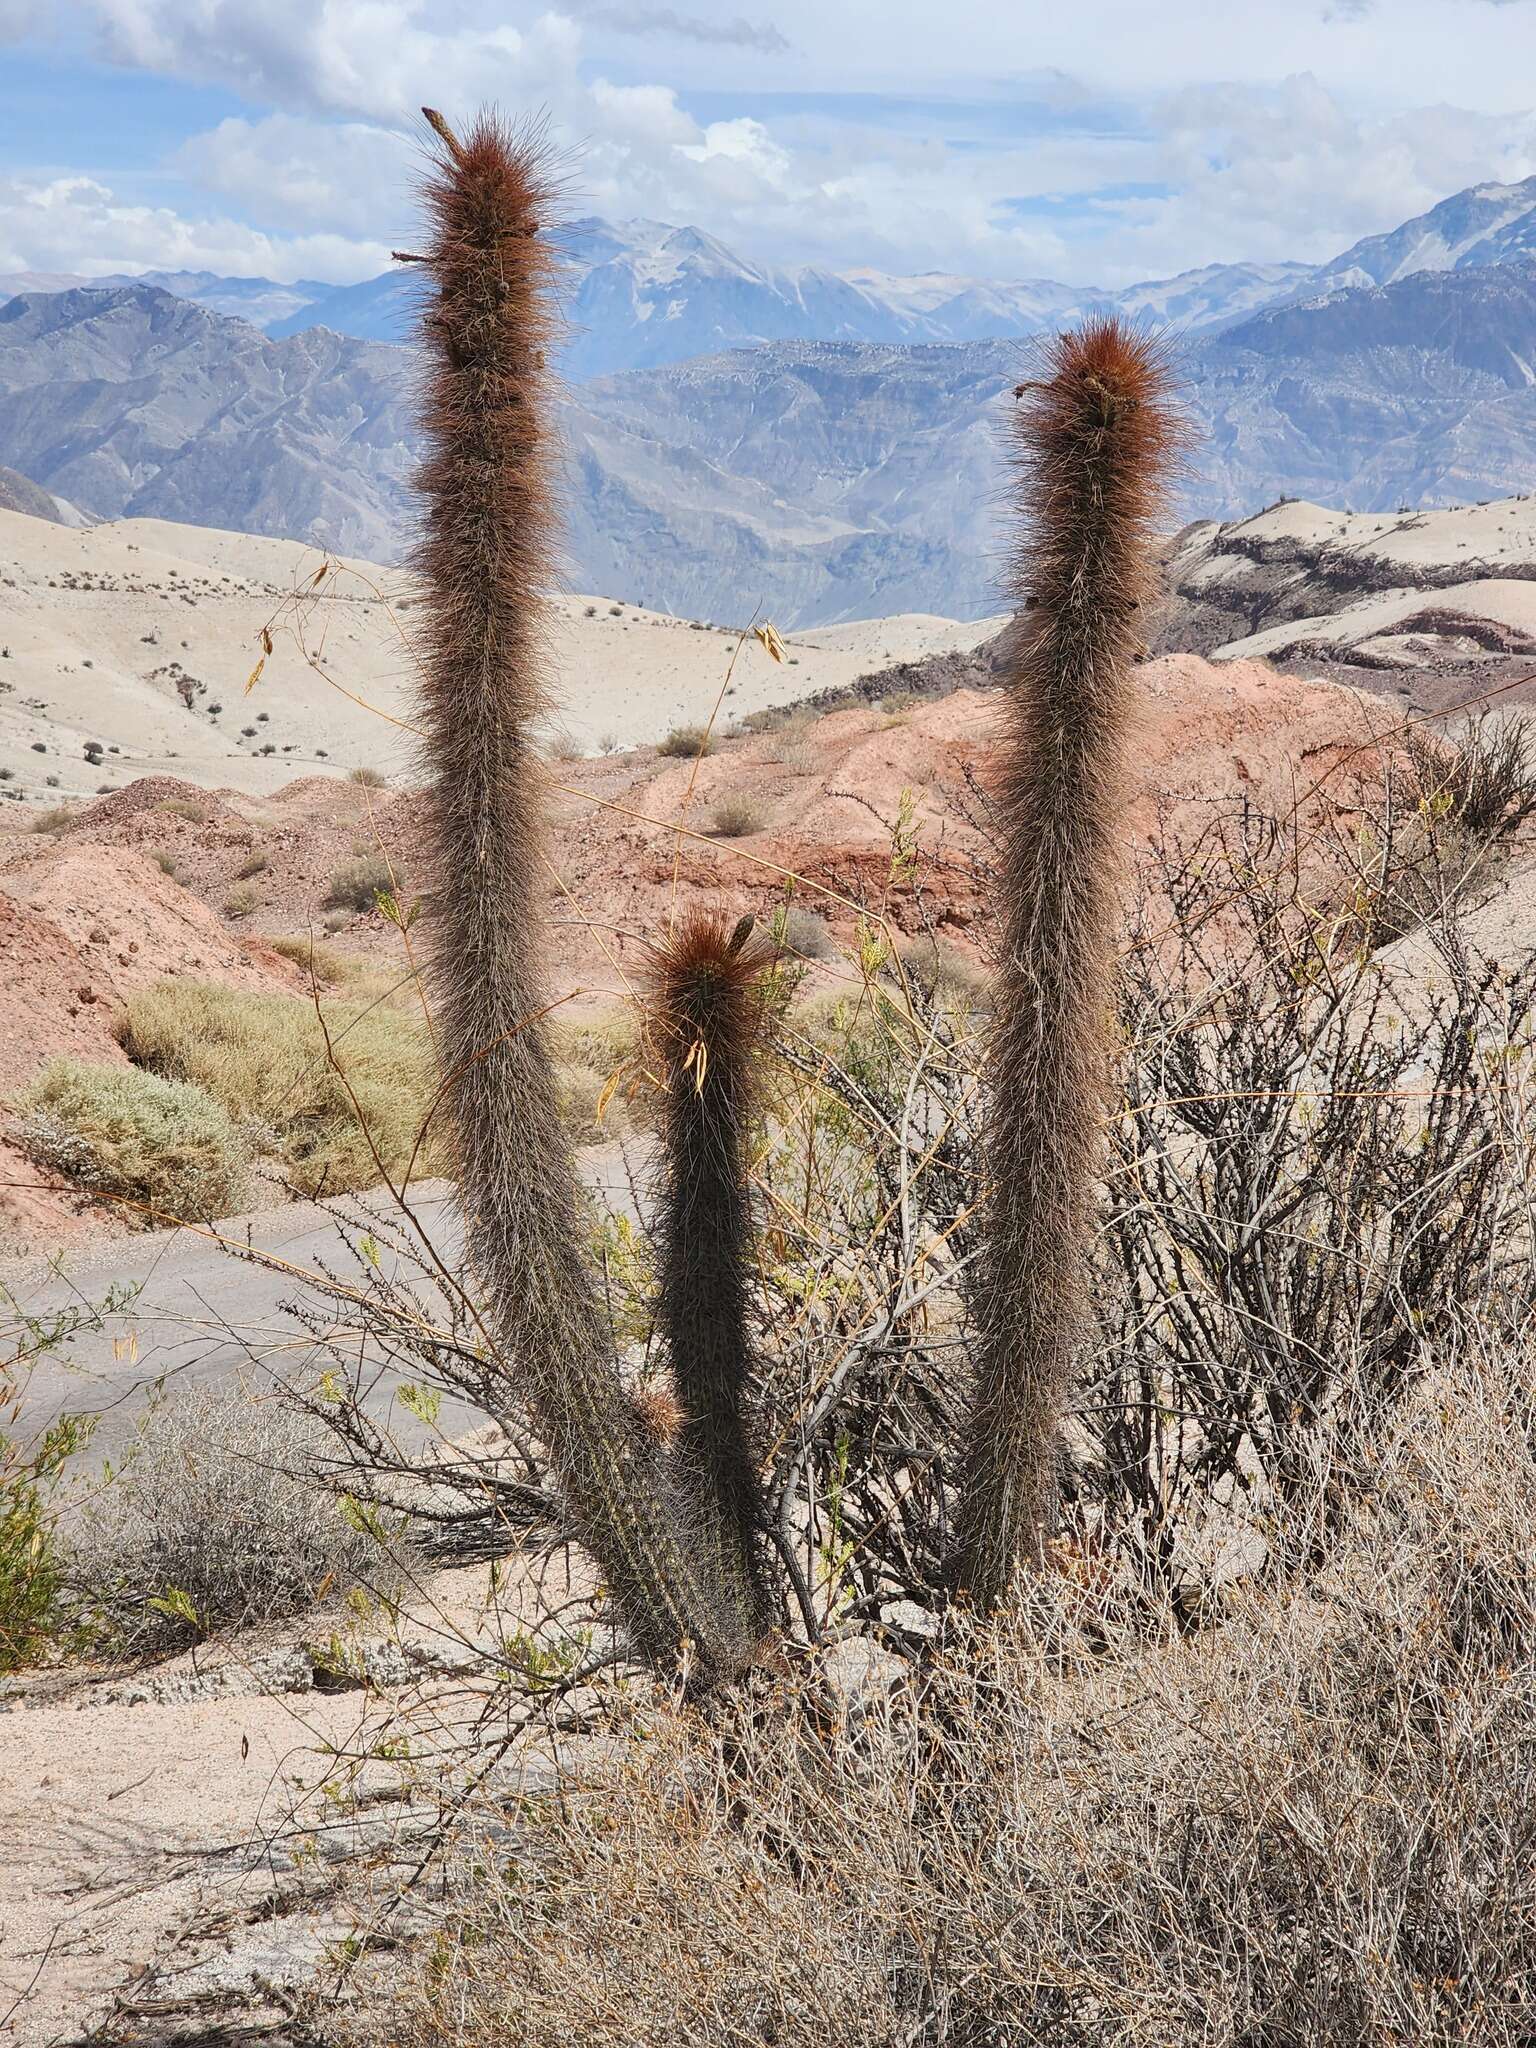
954, 318, 1179, 1609
412, 111, 752, 1683
648, 913, 775, 1637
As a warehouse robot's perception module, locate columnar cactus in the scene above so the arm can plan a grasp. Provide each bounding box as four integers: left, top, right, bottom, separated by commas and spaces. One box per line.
648, 913, 776, 1637
412, 111, 752, 1682
954, 318, 1180, 1608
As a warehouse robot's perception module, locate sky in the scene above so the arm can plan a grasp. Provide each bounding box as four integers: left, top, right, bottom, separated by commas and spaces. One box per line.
1, 1, 1535, 288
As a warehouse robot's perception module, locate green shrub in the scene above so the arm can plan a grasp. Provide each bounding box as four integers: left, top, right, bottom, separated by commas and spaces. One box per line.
324, 855, 393, 914
120, 980, 447, 1196
13, 1059, 251, 1223
0, 1409, 90, 1673
657, 725, 714, 760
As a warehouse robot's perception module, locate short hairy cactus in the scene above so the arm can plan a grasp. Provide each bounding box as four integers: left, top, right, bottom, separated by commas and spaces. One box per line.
648, 913, 777, 1638
411, 110, 753, 1683
954, 318, 1181, 1608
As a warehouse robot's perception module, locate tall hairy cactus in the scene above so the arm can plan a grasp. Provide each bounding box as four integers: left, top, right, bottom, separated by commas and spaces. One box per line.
411, 111, 753, 1683
954, 318, 1180, 1609
648, 913, 775, 1637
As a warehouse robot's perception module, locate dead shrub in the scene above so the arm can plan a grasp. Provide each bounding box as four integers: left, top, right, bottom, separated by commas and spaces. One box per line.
708, 796, 765, 838
66, 1382, 388, 1650
350, 1339, 1536, 2048
656, 724, 714, 760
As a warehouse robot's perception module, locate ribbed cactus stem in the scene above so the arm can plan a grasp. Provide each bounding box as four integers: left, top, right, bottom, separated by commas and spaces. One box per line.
412, 110, 752, 1683
954, 318, 1180, 1608
648, 913, 775, 1639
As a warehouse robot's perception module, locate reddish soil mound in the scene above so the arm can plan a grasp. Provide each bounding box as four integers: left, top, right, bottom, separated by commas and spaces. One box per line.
0, 890, 134, 1254
8, 653, 1398, 1007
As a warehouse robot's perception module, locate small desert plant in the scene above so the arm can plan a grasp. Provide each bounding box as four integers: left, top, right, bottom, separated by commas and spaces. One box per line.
222, 883, 257, 919
348, 764, 388, 789
777, 905, 834, 959
66, 1382, 388, 1650
235, 849, 270, 879
0, 1380, 91, 1673
158, 796, 207, 822
29, 806, 73, 834
324, 854, 393, 914
13, 1058, 251, 1224
707, 796, 764, 838
268, 935, 351, 984
150, 850, 176, 877
657, 724, 714, 760
548, 732, 585, 763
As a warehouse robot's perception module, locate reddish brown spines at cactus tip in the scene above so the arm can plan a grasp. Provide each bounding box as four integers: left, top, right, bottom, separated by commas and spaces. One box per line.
411, 112, 754, 1685
647, 912, 777, 1639
954, 317, 1184, 1610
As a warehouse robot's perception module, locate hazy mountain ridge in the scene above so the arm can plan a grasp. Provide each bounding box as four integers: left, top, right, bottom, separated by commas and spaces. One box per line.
6, 168, 1533, 382
4, 193, 1536, 623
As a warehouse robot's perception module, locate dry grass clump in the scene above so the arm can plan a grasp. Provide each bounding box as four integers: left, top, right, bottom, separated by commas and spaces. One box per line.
351, 1340, 1536, 2048
29, 805, 74, 834
324, 854, 395, 914
158, 796, 208, 822
778, 905, 834, 959
222, 883, 257, 919
348, 764, 388, 789
267, 935, 354, 985
12, 1057, 250, 1223
708, 796, 765, 838
66, 1382, 386, 1651
657, 724, 714, 760
119, 980, 446, 1197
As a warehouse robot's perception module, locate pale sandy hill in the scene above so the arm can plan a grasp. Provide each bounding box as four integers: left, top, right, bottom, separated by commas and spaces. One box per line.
0, 506, 1003, 809
1162, 494, 1536, 694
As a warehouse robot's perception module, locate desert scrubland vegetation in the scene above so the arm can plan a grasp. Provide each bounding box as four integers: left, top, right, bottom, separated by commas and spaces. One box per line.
3, 108, 1535, 2048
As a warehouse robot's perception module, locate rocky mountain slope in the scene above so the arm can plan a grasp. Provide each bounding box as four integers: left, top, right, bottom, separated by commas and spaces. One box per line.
0, 286, 415, 560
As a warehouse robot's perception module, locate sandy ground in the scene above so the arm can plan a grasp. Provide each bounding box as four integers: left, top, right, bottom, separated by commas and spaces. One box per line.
0, 1552, 583, 2046
0, 507, 1004, 807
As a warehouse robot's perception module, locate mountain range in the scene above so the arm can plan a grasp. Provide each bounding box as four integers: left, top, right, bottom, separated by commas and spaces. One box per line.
2, 174, 1536, 621
9, 173, 1536, 380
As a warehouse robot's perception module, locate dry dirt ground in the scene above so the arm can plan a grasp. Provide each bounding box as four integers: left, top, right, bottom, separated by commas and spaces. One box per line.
0, 1550, 587, 2046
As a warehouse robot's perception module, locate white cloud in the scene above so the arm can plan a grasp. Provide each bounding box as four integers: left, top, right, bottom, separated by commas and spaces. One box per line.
176, 116, 415, 237
0, 172, 390, 282
4, 1, 1535, 286
579, 5, 790, 52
